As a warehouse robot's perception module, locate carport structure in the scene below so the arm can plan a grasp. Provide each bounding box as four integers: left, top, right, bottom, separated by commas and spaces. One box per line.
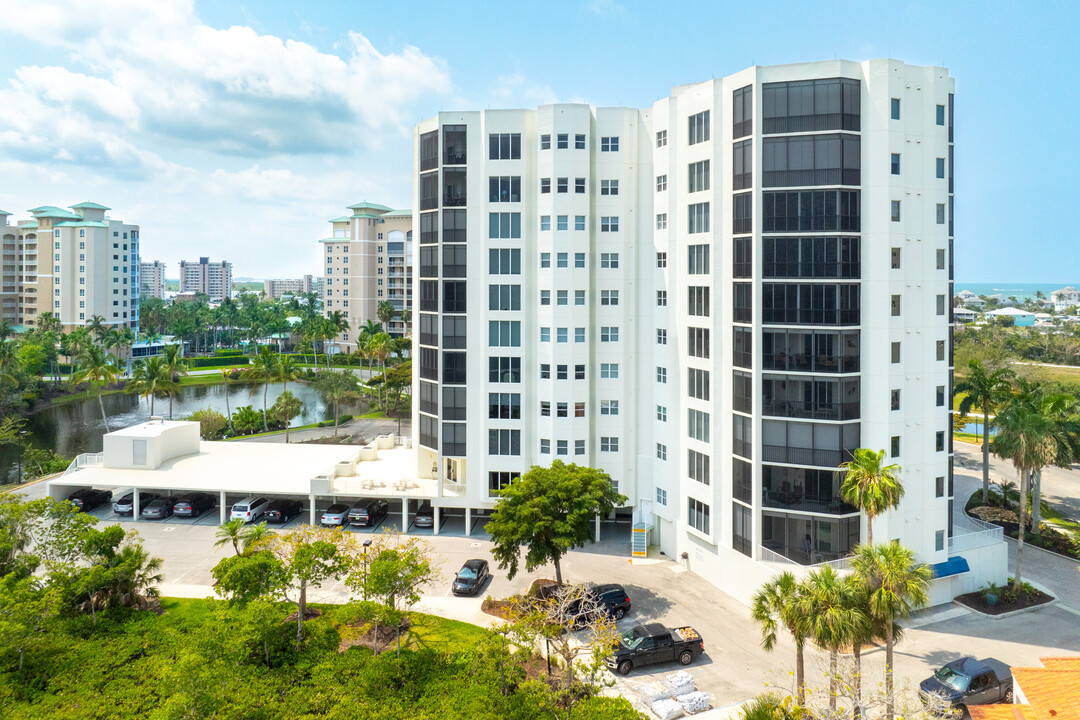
48, 419, 437, 529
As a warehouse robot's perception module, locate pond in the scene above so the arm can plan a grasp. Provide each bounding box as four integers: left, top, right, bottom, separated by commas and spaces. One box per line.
1, 381, 338, 483
960, 422, 999, 437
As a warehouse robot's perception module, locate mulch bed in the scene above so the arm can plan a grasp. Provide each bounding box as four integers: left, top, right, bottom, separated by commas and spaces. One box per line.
955, 587, 1054, 615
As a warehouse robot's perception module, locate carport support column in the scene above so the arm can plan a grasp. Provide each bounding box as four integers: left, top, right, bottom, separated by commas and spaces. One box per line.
465, 507, 471, 536
219, 491, 227, 524
309, 494, 317, 526
433, 506, 440, 536
594, 515, 600, 543
133, 488, 140, 522
402, 500, 408, 531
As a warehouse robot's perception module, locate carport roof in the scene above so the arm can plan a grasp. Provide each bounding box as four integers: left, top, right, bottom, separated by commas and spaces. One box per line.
55, 441, 368, 496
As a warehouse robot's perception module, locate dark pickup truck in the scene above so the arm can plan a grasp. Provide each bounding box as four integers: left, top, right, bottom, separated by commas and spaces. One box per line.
607, 622, 705, 676
919, 657, 1014, 712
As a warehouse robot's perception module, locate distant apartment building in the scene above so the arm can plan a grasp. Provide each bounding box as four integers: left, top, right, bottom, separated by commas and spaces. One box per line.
1051, 286, 1080, 312
139, 260, 168, 299
264, 274, 322, 300
1, 203, 140, 331
179, 257, 232, 302
319, 203, 412, 347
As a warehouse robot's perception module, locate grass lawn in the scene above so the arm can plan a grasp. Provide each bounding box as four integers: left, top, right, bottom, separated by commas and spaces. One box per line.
1015, 363, 1080, 385
224, 421, 326, 440
953, 432, 983, 445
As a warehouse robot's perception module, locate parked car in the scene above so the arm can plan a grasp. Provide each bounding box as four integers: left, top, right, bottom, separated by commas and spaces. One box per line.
68, 488, 112, 512
113, 492, 160, 516
230, 497, 269, 523
173, 492, 215, 518
607, 623, 705, 676
567, 584, 632, 625
320, 503, 351, 527
414, 501, 435, 529
265, 498, 304, 524
452, 559, 490, 596
919, 657, 1014, 712
348, 499, 389, 527
141, 496, 178, 520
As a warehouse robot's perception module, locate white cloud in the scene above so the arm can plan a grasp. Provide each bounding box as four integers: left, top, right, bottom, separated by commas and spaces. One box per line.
586, 0, 626, 16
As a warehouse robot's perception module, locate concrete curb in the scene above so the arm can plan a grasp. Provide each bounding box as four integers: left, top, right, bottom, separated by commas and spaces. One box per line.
954, 596, 1057, 620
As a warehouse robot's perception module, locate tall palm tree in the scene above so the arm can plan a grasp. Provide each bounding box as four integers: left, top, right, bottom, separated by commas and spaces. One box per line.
276, 353, 300, 393
87, 315, 108, 344
71, 345, 120, 432
0, 319, 13, 343
222, 369, 234, 436
160, 344, 189, 419
101, 327, 122, 361
751, 571, 810, 705
316, 370, 360, 437
839, 448, 904, 546
365, 331, 394, 409
214, 519, 247, 556
325, 310, 350, 367
799, 567, 870, 713
1034, 394, 1080, 532
850, 543, 930, 720
954, 359, 1016, 504
240, 346, 279, 432
128, 357, 169, 417
376, 300, 396, 334
115, 325, 136, 366
271, 390, 304, 443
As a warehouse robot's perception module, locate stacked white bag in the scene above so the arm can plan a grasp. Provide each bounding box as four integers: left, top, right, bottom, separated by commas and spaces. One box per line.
676, 691, 710, 714
639, 681, 669, 704
665, 670, 695, 697
650, 697, 684, 720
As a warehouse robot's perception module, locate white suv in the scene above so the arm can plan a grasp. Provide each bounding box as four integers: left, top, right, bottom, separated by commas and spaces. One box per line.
230, 497, 269, 523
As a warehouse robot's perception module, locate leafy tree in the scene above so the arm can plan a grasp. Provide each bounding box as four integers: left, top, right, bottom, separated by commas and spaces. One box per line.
188, 407, 228, 440
798, 567, 869, 713
269, 390, 304, 442
70, 344, 121, 432
751, 571, 810, 705
16, 342, 48, 378
231, 405, 265, 436
954, 358, 1016, 503
485, 460, 627, 585
0, 416, 25, 448
0, 574, 61, 670
839, 448, 904, 546
376, 300, 396, 332
240, 346, 280, 431
128, 356, 169, 416
315, 370, 361, 436
21, 447, 71, 479
70, 525, 164, 620
160, 344, 189, 419
849, 543, 930, 720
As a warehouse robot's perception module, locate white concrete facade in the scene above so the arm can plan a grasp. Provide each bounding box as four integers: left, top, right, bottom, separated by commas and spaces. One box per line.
140, 260, 168, 300
412, 59, 1005, 605
179, 257, 232, 301
264, 274, 321, 300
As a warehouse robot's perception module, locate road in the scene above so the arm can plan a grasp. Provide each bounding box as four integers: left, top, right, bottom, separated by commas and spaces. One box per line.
954, 438, 1080, 517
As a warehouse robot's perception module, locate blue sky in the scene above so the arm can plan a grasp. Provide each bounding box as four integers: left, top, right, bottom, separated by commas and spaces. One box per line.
0, 0, 1075, 281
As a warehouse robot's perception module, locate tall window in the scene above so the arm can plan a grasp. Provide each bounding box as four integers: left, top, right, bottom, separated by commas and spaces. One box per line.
688, 498, 710, 533
688, 110, 710, 145
688, 202, 710, 234
689, 159, 710, 193
688, 244, 710, 274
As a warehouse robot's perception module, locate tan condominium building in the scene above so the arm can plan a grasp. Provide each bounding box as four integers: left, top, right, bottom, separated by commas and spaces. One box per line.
264, 274, 323, 300
319, 202, 412, 348
139, 260, 168, 300
1, 202, 140, 332
179, 257, 232, 302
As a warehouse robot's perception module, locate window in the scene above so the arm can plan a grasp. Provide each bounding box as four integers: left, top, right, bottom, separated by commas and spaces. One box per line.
891, 295, 901, 317
936, 431, 945, 452
937, 203, 946, 225
489, 357, 521, 383
540, 327, 550, 343
937, 294, 946, 315
540, 290, 551, 306
656, 366, 667, 383
734, 192, 753, 234
541, 253, 551, 268
656, 444, 667, 461
891, 389, 900, 411
890, 98, 900, 120
488, 393, 521, 419
487, 428, 520, 456
732, 503, 752, 556
762, 134, 862, 187
656, 175, 667, 192
575, 440, 586, 455
656, 213, 667, 230
557, 133, 568, 149
936, 385, 946, 407
601, 400, 619, 416
601, 179, 619, 195
688, 498, 710, 534
489, 321, 521, 347
540, 364, 551, 379
600, 326, 619, 342
892, 342, 901, 363
557, 327, 568, 343
889, 153, 900, 175
557, 252, 568, 268
540, 439, 550, 454
689, 159, 710, 193
575, 327, 585, 342
557, 177, 568, 193
891, 247, 901, 269
601, 136, 619, 152
557, 215, 568, 231
575, 178, 585, 194
936, 476, 946, 498
541, 178, 551, 194
601, 216, 619, 232
688, 368, 710, 401
656, 405, 667, 421
936, 157, 946, 179
656, 252, 667, 268
489, 133, 521, 159
575, 290, 585, 305
557, 290, 568, 305
541, 134, 551, 150
656, 130, 667, 147
937, 340, 946, 361
688, 110, 710, 145
734, 283, 753, 323
937, 249, 946, 270
891, 200, 901, 222
688, 409, 710, 442
935, 530, 945, 552
489, 212, 522, 238
733, 84, 753, 138
656, 290, 668, 307
575, 402, 585, 417
557, 365, 568, 380
688, 202, 710, 234
555, 440, 567, 456
600, 436, 619, 452
489, 471, 521, 494
657, 328, 667, 345
688, 244, 710, 274
575, 215, 586, 231
575, 133, 586, 149
936, 104, 946, 126
601, 253, 619, 269
600, 290, 619, 306
575, 364, 586, 380
688, 327, 710, 358
557, 402, 568, 417
540, 216, 551, 231
601, 363, 619, 379
489, 176, 521, 203
891, 436, 901, 458
490, 249, 522, 274
489, 284, 521, 311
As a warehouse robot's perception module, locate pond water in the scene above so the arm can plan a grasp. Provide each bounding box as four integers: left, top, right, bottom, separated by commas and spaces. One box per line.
960, 422, 999, 437
1, 381, 337, 483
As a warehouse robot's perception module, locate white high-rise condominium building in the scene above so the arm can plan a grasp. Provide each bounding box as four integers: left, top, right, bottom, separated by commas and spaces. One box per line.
140, 260, 168, 300
412, 59, 1005, 605
320, 203, 413, 347
1, 203, 140, 332
179, 257, 232, 301
264, 274, 322, 300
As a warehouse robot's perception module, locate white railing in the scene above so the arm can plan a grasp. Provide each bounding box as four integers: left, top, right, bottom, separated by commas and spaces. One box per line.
760, 546, 852, 572
63, 453, 102, 476
948, 513, 1003, 553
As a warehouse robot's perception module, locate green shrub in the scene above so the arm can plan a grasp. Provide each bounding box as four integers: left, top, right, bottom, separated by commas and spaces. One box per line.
190, 356, 250, 368
214, 349, 244, 357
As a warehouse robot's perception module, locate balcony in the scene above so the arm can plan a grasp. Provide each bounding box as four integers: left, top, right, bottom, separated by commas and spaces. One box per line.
762, 465, 858, 515
443, 169, 467, 207
762, 510, 860, 567
762, 375, 860, 420
762, 399, 859, 421
762, 444, 856, 468
443, 125, 466, 165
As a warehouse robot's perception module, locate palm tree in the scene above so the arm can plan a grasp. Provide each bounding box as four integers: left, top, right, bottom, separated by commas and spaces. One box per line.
71, 344, 120, 432
240, 346, 279, 432
276, 353, 301, 393
87, 315, 108, 344
955, 359, 1016, 504
0, 319, 13, 343
741, 693, 803, 720
365, 331, 394, 409
160, 345, 188, 419
215, 519, 247, 556
114, 325, 136, 367
799, 567, 870, 713
128, 357, 169, 416
240, 522, 275, 553
850, 543, 930, 720
376, 300, 396, 334
325, 310, 350, 367
751, 571, 810, 705
222, 369, 234, 436
316, 370, 360, 436
271, 390, 304, 443
839, 448, 904, 546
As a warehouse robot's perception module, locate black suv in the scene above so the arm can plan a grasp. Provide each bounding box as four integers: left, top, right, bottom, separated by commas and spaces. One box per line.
348, 499, 389, 527
68, 488, 112, 512
567, 584, 632, 625
265, 499, 304, 524
173, 493, 215, 518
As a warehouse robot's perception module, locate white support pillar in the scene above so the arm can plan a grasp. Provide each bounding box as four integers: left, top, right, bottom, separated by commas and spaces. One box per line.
465, 507, 471, 536
402, 499, 409, 532
433, 506, 440, 535
309, 494, 317, 526
594, 515, 600, 543
133, 488, 140, 522
219, 491, 227, 524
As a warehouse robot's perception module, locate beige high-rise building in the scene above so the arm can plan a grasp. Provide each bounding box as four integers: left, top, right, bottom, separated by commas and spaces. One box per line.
179, 257, 232, 301
263, 274, 322, 300
319, 202, 412, 349
0, 202, 140, 331
139, 260, 168, 300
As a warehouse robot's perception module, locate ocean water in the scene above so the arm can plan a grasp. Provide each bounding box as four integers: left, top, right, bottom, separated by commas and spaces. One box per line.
954, 283, 1078, 301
